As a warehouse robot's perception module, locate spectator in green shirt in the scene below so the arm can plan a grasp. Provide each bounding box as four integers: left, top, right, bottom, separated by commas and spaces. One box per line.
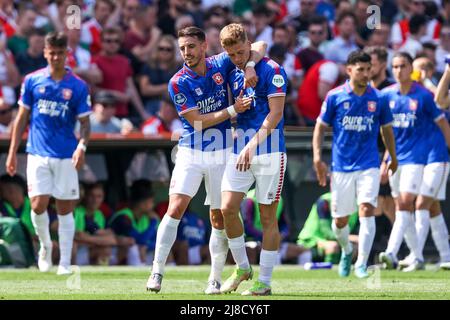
298, 192, 359, 264
7, 5, 37, 57
73, 182, 116, 265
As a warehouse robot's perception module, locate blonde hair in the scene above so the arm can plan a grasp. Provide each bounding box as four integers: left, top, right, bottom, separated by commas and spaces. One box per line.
220, 23, 248, 48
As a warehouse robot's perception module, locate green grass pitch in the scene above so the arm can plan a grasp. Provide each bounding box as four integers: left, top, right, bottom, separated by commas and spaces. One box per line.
0, 265, 449, 300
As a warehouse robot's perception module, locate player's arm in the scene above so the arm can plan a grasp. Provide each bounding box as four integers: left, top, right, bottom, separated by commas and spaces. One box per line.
183, 91, 252, 129
435, 64, 450, 109
6, 105, 30, 176
72, 115, 90, 170
312, 121, 328, 187
244, 41, 268, 88
380, 124, 398, 175
236, 95, 284, 171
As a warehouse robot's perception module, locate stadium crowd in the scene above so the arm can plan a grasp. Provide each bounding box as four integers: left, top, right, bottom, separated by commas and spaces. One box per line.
1, 0, 450, 268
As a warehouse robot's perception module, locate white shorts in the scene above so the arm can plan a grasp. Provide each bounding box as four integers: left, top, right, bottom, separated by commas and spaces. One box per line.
221, 152, 287, 205
27, 154, 79, 200
389, 164, 424, 198
169, 147, 231, 210
331, 168, 380, 218
420, 162, 450, 200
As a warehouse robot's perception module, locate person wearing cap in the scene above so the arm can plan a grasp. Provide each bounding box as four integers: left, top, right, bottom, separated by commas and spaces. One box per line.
83, 90, 134, 134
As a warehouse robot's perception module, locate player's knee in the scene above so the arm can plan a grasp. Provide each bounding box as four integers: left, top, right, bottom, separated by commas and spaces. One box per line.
31, 198, 49, 214
334, 218, 347, 229
166, 206, 185, 219
327, 241, 340, 254
210, 210, 224, 229
415, 195, 433, 210
221, 205, 240, 219
359, 204, 374, 216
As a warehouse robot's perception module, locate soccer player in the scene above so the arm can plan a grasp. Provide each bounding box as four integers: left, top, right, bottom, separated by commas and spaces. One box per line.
6, 32, 92, 275
313, 50, 397, 278
219, 23, 288, 296
378, 52, 450, 271
398, 58, 450, 271
146, 26, 267, 294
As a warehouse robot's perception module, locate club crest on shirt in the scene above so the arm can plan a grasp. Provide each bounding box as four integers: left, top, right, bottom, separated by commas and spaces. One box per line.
389, 100, 395, 109
174, 93, 187, 106
62, 88, 72, 100
38, 86, 46, 94
343, 102, 350, 109
368, 101, 376, 112
409, 99, 418, 111
195, 88, 203, 96
212, 72, 224, 85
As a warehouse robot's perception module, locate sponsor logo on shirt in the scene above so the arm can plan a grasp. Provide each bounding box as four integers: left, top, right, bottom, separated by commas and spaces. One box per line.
212, 72, 224, 85
195, 88, 203, 96
342, 115, 374, 131
37, 99, 69, 117
392, 113, 417, 128
272, 74, 285, 88
174, 93, 187, 106
389, 100, 395, 109
368, 101, 377, 112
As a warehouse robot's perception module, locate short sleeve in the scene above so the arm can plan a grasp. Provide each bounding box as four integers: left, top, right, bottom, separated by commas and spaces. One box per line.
76, 83, 92, 118
379, 93, 394, 126
168, 78, 199, 116
266, 63, 287, 98
18, 75, 33, 109
422, 91, 444, 122
317, 94, 335, 126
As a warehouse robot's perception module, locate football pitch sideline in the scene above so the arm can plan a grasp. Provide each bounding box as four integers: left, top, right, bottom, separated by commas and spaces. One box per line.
0, 265, 449, 300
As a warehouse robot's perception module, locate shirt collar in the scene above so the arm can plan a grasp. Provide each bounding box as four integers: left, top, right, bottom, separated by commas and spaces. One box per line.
182, 57, 213, 78
344, 80, 372, 95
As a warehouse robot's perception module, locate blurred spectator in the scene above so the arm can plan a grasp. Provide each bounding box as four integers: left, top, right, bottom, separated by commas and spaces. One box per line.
398, 14, 427, 59
80, 0, 115, 56
158, 0, 196, 37
73, 182, 117, 265
420, 42, 437, 66
203, 5, 229, 30
391, 0, 441, 50
50, 0, 83, 32
366, 18, 393, 73
0, 94, 13, 133
124, 4, 161, 63
32, 0, 57, 32
271, 23, 301, 85
0, 1, 17, 38
297, 192, 359, 264
0, 174, 34, 237
108, 179, 159, 266
324, 11, 359, 65
174, 210, 210, 265
0, 34, 20, 100
296, 15, 327, 76
91, 27, 149, 121
175, 14, 195, 34
64, 17, 97, 84
15, 28, 47, 77
436, 23, 450, 75
79, 90, 134, 135
252, 4, 274, 49
296, 58, 339, 126
141, 96, 183, 137
442, 0, 450, 23
241, 189, 312, 266
206, 26, 223, 57
289, 0, 319, 34
7, 4, 37, 57
353, 0, 372, 47
138, 35, 180, 115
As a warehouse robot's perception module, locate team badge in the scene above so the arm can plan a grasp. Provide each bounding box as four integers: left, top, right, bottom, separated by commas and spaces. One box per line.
195, 88, 203, 96
368, 101, 376, 112
389, 100, 395, 109
212, 72, 224, 85
174, 93, 187, 106
343, 102, 350, 109
62, 88, 72, 100
38, 86, 46, 94
409, 99, 418, 111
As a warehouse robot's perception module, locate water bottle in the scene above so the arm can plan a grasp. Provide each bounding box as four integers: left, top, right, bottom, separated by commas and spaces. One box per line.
303, 262, 333, 270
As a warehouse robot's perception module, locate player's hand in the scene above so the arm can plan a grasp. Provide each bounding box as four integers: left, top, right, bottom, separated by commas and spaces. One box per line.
236, 144, 256, 172
5, 152, 17, 176
313, 159, 328, 187
387, 157, 398, 176
244, 67, 258, 88
72, 148, 85, 170
234, 90, 252, 113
